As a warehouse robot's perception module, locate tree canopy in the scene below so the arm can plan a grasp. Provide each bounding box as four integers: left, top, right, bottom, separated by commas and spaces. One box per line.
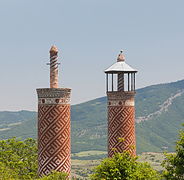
0, 137, 38, 179
0, 138, 68, 180
90, 151, 161, 180
162, 125, 184, 179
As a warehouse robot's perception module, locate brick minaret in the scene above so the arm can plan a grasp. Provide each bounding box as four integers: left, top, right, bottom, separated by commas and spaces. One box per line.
37, 46, 71, 176
105, 51, 137, 157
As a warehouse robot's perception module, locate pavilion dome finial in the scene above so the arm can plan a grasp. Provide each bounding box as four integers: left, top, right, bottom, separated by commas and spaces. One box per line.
117, 50, 125, 62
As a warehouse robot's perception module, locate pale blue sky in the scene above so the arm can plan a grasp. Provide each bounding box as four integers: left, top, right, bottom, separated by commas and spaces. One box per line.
0, 0, 184, 110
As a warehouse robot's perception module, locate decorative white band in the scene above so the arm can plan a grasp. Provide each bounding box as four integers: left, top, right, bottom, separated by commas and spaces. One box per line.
38, 98, 70, 105
108, 100, 134, 107
125, 100, 135, 106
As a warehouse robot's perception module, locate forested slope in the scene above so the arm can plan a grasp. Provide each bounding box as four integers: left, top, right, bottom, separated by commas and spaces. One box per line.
0, 80, 184, 154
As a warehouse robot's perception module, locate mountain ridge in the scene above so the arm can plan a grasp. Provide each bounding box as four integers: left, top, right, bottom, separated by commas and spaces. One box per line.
0, 79, 184, 154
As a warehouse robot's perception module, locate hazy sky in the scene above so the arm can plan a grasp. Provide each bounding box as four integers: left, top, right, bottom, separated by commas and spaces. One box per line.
0, 0, 184, 111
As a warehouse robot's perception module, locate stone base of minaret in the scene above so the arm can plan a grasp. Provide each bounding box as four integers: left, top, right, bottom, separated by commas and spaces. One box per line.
37, 88, 71, 177
107, 91, 136, 157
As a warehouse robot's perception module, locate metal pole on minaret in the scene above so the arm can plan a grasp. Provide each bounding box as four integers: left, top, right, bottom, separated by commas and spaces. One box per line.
37, 46, 71, 177
105, 51, 138, 157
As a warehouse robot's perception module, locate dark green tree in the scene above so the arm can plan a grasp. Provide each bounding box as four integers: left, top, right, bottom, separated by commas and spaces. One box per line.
162, 125, 184, 179
90, 151, 161, 180
0, 137, 38, 179
0, 138, 71, 179
0, 162, 19, 179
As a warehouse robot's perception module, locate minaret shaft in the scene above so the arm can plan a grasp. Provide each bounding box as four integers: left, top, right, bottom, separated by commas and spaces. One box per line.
37, 88, 71, 177
107, 91, 136, 157
105, 51, 137, 157
37, 46, 71, 177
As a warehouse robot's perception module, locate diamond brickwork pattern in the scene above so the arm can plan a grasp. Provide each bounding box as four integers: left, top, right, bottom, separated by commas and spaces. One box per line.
108, 106, 136, 157
38, 104, 71, 177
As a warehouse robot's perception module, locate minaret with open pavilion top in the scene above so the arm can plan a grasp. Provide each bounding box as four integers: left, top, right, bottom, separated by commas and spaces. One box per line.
105, 50, 138, 157
37, 46, 71, 177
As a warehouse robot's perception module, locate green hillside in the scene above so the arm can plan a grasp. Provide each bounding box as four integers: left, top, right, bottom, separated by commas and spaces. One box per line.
0, 111, 37, 139
0, 79, 184, 154
71, 80, 184, 153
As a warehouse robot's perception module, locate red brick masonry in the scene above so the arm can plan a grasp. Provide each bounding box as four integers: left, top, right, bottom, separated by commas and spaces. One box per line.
107, 91, 136, 157
37, 88, 71, 177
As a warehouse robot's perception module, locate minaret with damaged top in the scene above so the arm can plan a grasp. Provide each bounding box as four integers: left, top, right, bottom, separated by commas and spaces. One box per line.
37, 46, 71, 177
105, 51, 138, 157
